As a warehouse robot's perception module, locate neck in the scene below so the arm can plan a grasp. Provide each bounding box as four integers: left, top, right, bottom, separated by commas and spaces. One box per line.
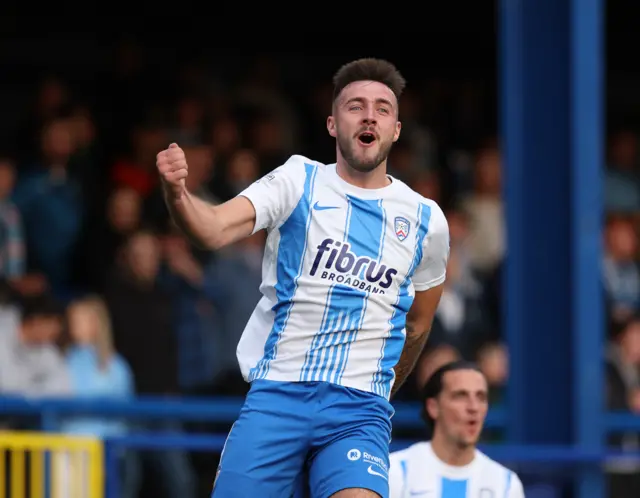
430, 432, 476, 467
335, 155, 391, 190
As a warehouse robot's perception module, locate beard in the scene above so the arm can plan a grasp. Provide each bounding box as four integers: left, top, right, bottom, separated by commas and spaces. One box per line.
337, 132, 394, 173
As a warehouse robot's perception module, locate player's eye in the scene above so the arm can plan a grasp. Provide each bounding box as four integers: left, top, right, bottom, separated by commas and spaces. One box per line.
378, 107, 389, 114
349, 106, 362, 111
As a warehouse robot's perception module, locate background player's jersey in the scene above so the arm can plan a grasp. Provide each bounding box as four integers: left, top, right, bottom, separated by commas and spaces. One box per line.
389, 442, 524, 498
236, 155, 449, 399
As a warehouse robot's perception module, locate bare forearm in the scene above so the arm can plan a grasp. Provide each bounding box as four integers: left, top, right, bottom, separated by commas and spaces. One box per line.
390, 321, 431, 398
164, 188, 221, 249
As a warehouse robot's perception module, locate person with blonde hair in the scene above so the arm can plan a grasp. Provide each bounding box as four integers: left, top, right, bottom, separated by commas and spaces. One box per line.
58, 295, 138, 498
64, 295, 134, 385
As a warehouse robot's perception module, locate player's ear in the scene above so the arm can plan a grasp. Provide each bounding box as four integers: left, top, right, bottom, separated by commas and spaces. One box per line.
393, 120, 402, 143
426, 398, 439, 421
327, 116, 337, 138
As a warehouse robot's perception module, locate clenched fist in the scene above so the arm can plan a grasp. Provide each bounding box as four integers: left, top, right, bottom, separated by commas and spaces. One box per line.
157, 143, 188, 201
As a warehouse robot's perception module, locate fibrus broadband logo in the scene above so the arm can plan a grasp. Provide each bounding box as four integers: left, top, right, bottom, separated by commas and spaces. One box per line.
310, 238, 397, 294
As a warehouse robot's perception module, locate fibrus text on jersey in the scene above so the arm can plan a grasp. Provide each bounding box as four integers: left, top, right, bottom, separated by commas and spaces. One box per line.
310, 238, 397, 294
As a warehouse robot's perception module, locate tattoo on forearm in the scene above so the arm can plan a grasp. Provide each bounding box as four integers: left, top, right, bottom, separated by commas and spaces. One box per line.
390, 321, 430, 397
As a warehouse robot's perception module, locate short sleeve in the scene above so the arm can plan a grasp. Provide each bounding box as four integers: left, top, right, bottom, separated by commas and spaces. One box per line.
412, 202, 450, 292
238, 155, 307, 234
388, 453, 408, 498
507, 473, 525, 498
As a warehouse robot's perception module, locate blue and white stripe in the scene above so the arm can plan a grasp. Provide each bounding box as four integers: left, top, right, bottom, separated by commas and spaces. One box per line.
372, 203, 432, 397
300, 195, 386, 383
249, 162, 318, 381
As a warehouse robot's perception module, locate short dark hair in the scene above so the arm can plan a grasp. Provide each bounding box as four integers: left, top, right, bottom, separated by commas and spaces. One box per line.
421, 360, 484, 430
332, 58, 406, 103
610, 312, 640, 341
20, 293, 64, 322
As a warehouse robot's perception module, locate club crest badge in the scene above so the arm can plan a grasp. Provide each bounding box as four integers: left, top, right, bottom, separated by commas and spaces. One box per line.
394, 217, 410, 241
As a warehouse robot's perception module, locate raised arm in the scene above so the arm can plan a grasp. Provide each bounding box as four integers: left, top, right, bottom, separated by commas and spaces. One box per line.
390, 203, 450, 398
157, 144, 304, 250
157, 144, 256, 249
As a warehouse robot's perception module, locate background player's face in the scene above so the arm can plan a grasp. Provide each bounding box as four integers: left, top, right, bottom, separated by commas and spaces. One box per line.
429, 369, 488, 448
327, 81, 401, 173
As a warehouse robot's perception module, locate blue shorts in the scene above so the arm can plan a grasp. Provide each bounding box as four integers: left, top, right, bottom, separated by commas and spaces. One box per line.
211, 379, 394, 498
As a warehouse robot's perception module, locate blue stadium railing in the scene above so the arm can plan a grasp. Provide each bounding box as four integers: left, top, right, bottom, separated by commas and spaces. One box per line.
0, 395, 505, 429
1, 396, 639, 497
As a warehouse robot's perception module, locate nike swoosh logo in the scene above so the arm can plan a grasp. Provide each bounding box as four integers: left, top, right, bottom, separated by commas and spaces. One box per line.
367, 465, 387, 480
313, 201, 339, 211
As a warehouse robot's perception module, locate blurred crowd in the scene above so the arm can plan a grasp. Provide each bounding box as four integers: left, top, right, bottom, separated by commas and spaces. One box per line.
0, 43, 638, 495
603, 130, 640, 494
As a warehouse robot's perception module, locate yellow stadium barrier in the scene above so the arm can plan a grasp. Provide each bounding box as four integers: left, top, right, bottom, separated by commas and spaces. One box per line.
0, 431, 103, 498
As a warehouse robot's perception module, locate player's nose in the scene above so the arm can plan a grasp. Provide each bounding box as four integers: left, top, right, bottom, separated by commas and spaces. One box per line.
466, 401, 480, 413
362, 110, 377, 124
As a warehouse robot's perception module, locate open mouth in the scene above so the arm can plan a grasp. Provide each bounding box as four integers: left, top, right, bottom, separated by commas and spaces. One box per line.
357, 132, 376, 146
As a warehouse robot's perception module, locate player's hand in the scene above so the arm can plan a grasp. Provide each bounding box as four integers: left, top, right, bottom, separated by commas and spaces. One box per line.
157, 143, 188, 201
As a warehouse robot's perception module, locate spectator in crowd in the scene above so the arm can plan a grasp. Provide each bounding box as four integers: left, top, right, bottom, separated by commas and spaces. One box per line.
604, 215, 640, 322
605, 316, 640, 498
429, 214, 491, 357
12, 118, 84, 296
476, 341, 509, 405
59, 295, 139, 498
159, 229, 226, 395
462, 142, 504, 274
168, 95, 206, 147
206, 116, 241, 181
110, 124, 167, 200
61, 295, 135, 428
605, 129, 640, 214
103, 229, 196, 498
104, 229, 177, 396
12, 76, 71, 166
81, 186, 144, 291
222, 148, 261, 198
0, 156, 25, 280
0, 293, 69, 396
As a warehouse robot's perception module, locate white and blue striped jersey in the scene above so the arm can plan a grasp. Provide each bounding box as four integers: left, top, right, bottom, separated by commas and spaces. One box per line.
389, 442, 524, 498
236, 154, 449, 399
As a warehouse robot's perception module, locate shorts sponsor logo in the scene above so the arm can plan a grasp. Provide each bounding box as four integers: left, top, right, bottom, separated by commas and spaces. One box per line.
347, 448, 362, 461
367, 465, 387, 480
363, 451, 388, 473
